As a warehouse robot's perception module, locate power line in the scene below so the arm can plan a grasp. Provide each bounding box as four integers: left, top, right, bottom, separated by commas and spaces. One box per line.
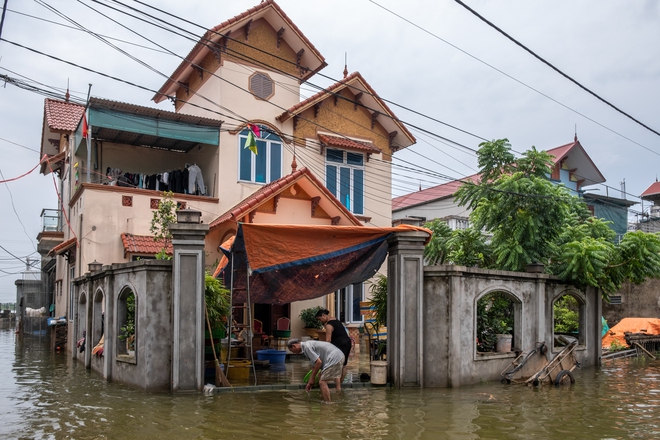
453, 0, 660, 140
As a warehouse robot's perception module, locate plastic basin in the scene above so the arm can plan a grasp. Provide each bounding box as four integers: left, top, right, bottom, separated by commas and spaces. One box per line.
256, 349, 287, 364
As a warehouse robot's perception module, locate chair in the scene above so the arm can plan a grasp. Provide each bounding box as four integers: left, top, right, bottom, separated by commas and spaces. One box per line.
276, 317, 290, 332
253, 319, 269, 348
360, 301, 387, 360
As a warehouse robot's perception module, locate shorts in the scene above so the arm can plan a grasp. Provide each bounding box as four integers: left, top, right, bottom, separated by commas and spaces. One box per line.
337, 343, 351, 366
319, 361, 344, 382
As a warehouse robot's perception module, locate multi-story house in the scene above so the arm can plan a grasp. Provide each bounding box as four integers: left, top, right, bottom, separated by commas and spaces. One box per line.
37, 0, 415, 349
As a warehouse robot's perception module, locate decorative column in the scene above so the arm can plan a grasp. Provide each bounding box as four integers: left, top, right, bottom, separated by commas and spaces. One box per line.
170, 209, 209, 392
387, 230, 428, 388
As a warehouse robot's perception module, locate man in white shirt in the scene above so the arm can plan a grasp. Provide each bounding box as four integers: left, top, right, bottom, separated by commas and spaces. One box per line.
287, 338, 345, 402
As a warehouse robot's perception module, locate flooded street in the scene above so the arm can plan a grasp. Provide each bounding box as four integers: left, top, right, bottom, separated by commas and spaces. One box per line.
2, 328, 659, 440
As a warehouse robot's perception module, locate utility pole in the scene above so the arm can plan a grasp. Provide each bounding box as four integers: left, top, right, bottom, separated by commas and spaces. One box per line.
0, 0, 8, 41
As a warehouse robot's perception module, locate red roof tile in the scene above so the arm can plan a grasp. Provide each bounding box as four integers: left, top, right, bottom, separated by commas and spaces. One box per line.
48, 237, 77, 257
121, 233, 172, 256
154, 0, 326, 102
641, 181, 660, 198
318, 134, 381, 154
392, 174, 480, 211
209, 167, 362, 229
44, 99, 84, 132
277, 72, 416, 149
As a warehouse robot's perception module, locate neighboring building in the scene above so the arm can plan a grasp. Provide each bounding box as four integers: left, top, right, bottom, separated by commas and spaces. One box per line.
637, 180, 660, 233
35, 0, 415, 349
392, 137, 631, 237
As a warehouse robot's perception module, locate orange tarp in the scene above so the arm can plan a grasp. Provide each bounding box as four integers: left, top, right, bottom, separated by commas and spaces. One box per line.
602, 317, 660, 348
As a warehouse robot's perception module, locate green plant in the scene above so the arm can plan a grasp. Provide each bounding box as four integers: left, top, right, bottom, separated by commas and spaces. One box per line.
119, 292, 135, 348
150, 191, 176, 260
368, 274, 387, 329
553, 295, 579, 334
205, 272, 231, 326
299, 306, 324, 329
476, 292, 514, 352
608, 339, 628, 352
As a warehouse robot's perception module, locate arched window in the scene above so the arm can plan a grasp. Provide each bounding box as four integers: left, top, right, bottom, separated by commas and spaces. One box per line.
92, 290, 105, 355
78, 292, 87, 354
475, 290, 521, 354
553, 293, 584, 350
238, 125, 282, 184
117, 287, 136, 358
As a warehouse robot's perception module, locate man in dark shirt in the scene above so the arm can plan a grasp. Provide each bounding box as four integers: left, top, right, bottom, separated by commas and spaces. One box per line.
315, 309, 352, 390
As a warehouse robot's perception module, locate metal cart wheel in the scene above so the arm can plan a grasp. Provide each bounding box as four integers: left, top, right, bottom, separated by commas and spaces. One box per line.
554, 370, 575, 386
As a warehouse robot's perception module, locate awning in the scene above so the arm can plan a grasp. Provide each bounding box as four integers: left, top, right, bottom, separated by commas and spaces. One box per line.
217, 223, 431, 304
75, 98, 221, 154
48, 237, 77, 257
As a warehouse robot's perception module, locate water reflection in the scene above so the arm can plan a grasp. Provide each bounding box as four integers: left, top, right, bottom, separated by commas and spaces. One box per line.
2, 329, 660, 439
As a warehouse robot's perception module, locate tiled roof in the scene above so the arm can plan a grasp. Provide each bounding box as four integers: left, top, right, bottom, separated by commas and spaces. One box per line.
392, 174, 480, 211
641, 181, 660, 198
318, 134, 381, 154
121, 233, 172, 256
154, 0, 326, 102
209, 167, 362, 229
277, 71, 416, 148
47, 237, 77, 257
44, 99, 84, 132
393, 138, 607, 211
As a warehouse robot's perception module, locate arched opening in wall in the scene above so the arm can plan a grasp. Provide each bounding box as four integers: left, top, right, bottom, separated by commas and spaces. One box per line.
117, 287, 136, 357
476, 291, 521, 354
78, 292, 87, 352
92, 289, 105, 356
553, 293, 584, 350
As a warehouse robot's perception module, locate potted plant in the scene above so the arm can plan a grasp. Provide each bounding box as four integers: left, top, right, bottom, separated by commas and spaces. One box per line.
299, 306, 324, 338
368, 274, 388, 361
476, 292, 513, 353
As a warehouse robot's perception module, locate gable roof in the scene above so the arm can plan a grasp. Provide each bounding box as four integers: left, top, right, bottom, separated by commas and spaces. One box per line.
120, 233, 172, 257
392, 174, 480, 211
641, 181, 660, 198
393, 138, 605, 211
153, 0, 326, 103
44, 98, 85, 131
545, 138, 605, 186
209, 167, 363, 229
277, 71, 416, 151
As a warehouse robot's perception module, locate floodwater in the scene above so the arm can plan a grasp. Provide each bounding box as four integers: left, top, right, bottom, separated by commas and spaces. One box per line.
2, 329, 660, 440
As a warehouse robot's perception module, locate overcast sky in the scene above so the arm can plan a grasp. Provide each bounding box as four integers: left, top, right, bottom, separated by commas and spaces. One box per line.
1, 0, 659, 302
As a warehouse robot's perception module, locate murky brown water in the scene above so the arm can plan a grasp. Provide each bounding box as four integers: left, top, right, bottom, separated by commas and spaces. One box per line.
2, 328, 660, 439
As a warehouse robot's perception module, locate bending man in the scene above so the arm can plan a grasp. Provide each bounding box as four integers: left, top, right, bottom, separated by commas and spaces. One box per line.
315, 309, 352, 390
287, 338, 344, 402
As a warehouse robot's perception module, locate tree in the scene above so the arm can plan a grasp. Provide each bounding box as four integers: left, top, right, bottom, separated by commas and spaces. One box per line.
428, 138, 660, 296
150, 191, 176, 260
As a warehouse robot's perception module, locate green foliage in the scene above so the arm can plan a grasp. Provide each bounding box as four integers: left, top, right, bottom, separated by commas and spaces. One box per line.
299, 306, 324, 329
368, 274, 387, 328
205, 272, 230, 325
119, 292, 135, 344
476, 292, 514, 352
423, 219, 452, 265
553, 295, 579, 334
608, 339, 629, 352
436, 138, 660, 296
150, 191, 176, 260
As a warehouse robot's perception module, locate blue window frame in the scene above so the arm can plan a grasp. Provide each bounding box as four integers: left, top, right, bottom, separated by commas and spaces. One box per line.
325, 148, 364, 215
238, 126, 282, 184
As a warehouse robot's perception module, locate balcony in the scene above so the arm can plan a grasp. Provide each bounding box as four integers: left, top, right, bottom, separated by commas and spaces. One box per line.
40, 209, 62, 233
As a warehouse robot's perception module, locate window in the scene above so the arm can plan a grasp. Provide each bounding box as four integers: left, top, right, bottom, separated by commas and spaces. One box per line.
335, 283, 364, 324
117, 288, 136, 357
325, 148, 364, 215
475, 291, 521, 354
238, 126, 282, 184
553, 293, 584, 349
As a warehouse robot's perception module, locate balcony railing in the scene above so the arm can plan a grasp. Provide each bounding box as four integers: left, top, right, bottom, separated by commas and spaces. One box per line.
40, 209, 62, 233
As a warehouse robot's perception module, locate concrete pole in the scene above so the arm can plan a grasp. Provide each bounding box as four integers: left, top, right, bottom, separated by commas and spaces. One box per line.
170, 210, 209, 392
387, 230, 428, 388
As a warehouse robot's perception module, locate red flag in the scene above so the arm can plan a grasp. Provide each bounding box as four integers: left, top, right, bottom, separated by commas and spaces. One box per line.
82, 113, 89, 139
248, 123, 260, 138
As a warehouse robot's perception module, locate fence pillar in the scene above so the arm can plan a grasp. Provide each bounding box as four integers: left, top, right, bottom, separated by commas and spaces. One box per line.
170, 210, 209, 392
387, 230, 428, 388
